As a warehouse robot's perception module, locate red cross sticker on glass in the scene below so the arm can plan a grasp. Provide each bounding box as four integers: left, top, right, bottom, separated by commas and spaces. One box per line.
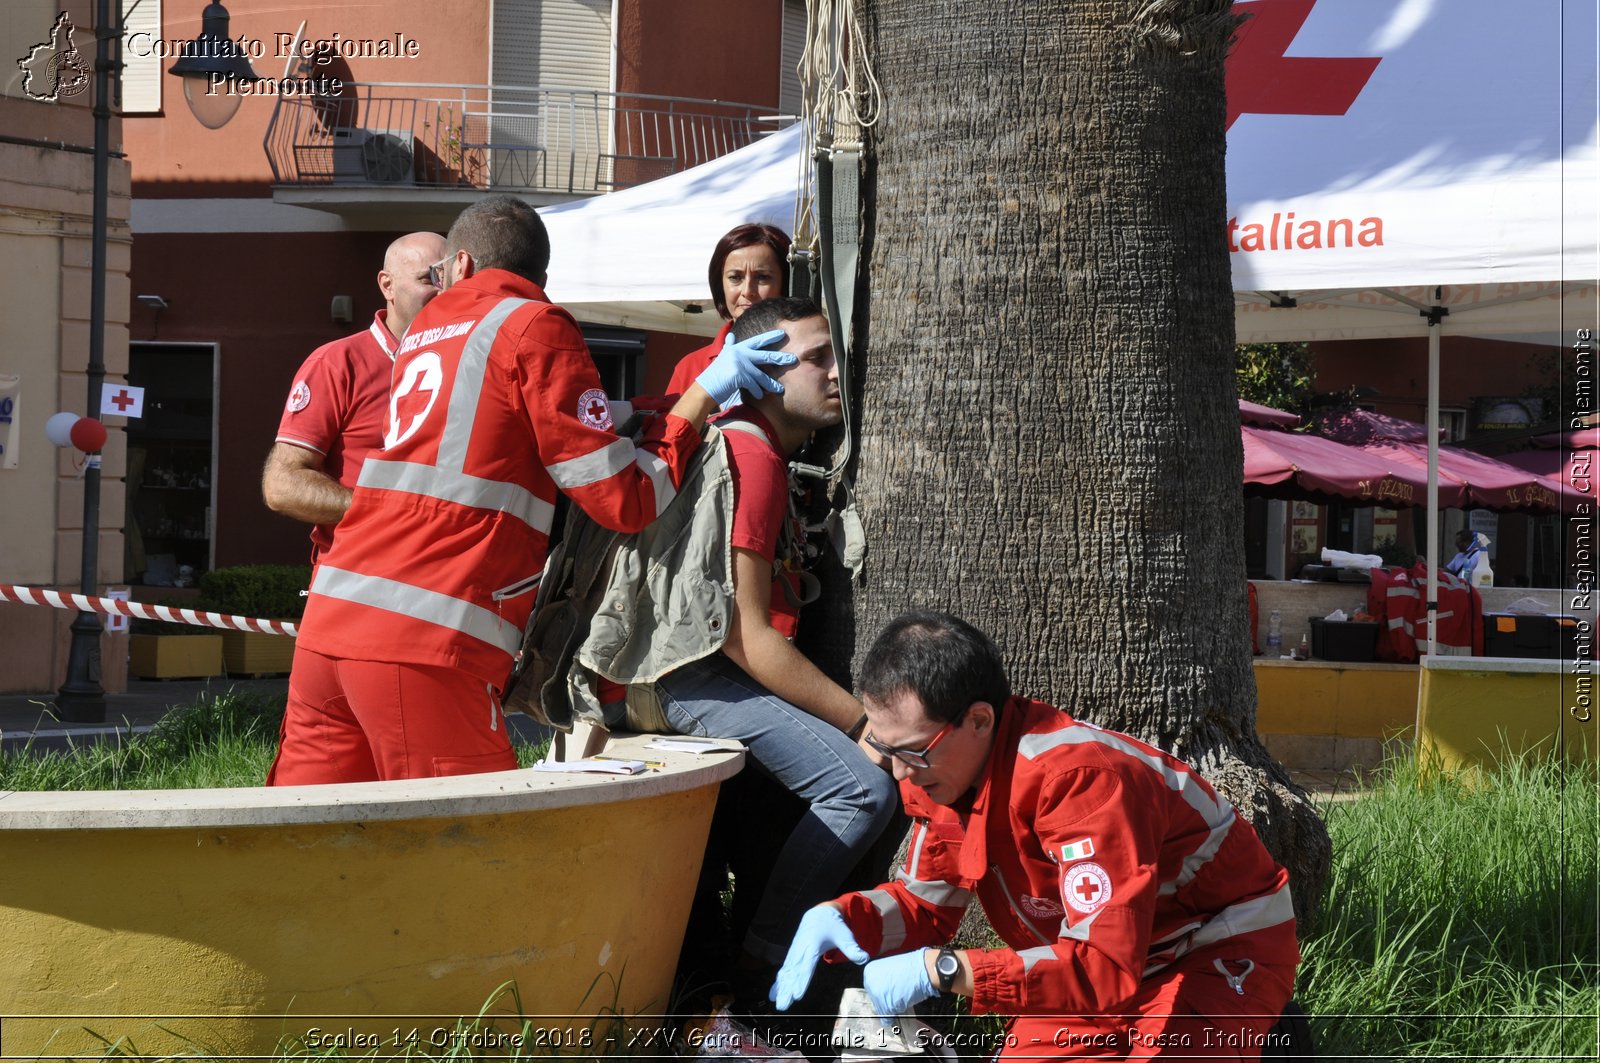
1063, 861, 1113, 915
99, 384, 144, 418
1225, 0, 1381, 130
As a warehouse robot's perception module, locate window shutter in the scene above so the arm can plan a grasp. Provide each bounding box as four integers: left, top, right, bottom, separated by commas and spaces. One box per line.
120, 0, 161, 113
779, 0, 805, 118
490, 0, 613, 189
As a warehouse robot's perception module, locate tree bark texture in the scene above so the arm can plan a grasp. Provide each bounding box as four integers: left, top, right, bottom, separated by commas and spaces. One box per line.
852, 0, 1330, 920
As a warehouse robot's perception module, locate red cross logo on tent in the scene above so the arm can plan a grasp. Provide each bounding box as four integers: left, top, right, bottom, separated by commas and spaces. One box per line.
1225, 0, 1381, 130
99, 383, 144, 418
1062, 861, 1113, 915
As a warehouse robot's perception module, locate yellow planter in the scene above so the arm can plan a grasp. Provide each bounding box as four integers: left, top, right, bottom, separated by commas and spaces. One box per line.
0, 737, 743, 1059
222, 630, 297, 676
1417, 656, 1597, 776
128, 633, 225, 679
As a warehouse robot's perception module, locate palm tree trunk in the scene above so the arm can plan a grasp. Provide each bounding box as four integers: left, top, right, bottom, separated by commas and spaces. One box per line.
848, 0, 1330, 919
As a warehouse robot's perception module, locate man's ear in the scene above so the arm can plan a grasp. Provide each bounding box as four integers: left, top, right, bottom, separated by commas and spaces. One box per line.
376, 269, 394, 302
968, 701, 996, 735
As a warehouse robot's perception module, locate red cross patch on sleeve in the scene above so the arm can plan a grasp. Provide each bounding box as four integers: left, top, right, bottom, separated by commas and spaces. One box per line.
1062, 861, 1113, 915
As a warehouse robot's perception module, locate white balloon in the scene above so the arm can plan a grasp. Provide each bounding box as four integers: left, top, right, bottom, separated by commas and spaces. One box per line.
45, 411, 80, 447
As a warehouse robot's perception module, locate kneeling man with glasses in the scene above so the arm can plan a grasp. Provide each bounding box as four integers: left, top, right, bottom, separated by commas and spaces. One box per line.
771, 611, 1300, 1061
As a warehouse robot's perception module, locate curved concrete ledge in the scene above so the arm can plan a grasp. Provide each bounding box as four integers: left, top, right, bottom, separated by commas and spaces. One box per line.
0, 734, 744, 829
0, 735, 745, 1060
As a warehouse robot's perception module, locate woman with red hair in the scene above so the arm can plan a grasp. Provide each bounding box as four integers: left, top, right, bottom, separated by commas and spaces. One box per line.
666, 223, 792, 394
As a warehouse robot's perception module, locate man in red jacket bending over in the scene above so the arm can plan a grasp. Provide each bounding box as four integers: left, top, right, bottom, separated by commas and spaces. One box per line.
771, 612, 1299, 1060
270, 195, 792, 784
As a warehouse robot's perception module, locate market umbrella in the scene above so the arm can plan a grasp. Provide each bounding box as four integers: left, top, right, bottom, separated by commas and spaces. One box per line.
1242, 425, 1435, 507
1500, 428, 1597, 496
1238, 399, 1301, 429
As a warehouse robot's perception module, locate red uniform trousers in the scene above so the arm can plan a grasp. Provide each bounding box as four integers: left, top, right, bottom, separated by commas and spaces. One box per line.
267, 647, 517, 784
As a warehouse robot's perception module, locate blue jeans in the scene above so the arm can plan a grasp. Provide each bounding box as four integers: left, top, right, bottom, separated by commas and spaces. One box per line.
657, 654, 897, 965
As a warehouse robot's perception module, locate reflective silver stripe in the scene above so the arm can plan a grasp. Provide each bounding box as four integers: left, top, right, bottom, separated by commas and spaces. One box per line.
892, 872, 972, 910
1056, 907, 1101, 944
312, 566, 521, 655
905, 822, 929, 880
635, 449, 676, 517
547, 436, 635, 490
1142, 883, 1296, 978
1019, 725, 1233, 835
358, 457, 555, 533
437, 298, 528, 472
860, 889, 907, 952
1019, 944, 1058, 973
1160, 808, 1237, 896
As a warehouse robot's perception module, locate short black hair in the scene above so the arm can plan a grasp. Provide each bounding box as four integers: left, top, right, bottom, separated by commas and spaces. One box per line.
859, 612, 1011, 724
732, 296, 823, 343
446, 194, 550, 284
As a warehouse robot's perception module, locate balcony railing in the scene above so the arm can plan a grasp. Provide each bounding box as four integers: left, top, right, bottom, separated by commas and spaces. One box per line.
264, 82, 787, 196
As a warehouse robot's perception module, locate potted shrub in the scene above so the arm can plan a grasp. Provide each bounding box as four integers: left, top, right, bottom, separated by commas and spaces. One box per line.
196, 565, 311, 677
128, 598, 225, 679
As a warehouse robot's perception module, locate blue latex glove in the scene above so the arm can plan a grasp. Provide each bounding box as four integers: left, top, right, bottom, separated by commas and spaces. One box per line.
863, 949, 937, 1020
769, 905, 869, 1011
695, 328, 795, 410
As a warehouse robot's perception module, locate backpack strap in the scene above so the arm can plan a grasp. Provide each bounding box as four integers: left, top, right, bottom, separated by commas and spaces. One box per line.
717, 419, 820, 608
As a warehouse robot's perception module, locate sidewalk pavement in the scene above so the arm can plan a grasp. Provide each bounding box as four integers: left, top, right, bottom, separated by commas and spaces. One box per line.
0, 677, 290, 754
0, 677, 551, 756
1, 680, 1367, 799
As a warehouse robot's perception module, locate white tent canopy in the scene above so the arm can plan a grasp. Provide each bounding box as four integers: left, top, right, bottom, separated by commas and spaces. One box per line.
539, 124, 802, 337
540, 1, 1597, 341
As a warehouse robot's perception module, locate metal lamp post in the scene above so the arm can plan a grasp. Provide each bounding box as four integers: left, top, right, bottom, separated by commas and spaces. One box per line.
55, 0, 257, 722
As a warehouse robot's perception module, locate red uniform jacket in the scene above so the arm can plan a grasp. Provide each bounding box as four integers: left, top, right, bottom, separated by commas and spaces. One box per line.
834, 699, 1299, 1017
297, 269, 701, 686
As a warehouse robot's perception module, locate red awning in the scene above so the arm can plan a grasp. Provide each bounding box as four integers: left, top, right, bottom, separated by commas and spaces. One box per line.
1341, 439, 1579, 514
1242, 426, 1433, 507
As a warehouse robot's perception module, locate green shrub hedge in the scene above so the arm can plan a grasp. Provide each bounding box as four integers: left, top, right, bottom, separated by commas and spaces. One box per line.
195, 564, 312, 621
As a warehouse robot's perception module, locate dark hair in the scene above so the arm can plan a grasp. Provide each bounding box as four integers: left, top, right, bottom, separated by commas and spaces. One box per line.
708, 223, 791, 319
732, 296, 823, 344
859, 612, 1011, 724
446, 194, 550, 285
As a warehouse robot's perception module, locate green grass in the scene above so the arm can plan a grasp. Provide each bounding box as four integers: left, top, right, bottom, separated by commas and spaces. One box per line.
1298, 752, 1599, 1060
0, 689, 550, 790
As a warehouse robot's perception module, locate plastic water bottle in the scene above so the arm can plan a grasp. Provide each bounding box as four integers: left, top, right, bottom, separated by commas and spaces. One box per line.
1266, 610, 1282, 652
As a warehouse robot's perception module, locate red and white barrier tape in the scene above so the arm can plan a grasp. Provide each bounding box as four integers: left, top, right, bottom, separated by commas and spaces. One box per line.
0, 583, 298, 637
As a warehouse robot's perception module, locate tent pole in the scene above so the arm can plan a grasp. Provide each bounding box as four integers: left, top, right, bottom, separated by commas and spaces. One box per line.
1425, 291, 1446, 658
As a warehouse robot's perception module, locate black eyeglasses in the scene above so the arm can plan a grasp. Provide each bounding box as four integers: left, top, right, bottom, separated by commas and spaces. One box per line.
863, 709, 967, 769
427, 257, 450, 288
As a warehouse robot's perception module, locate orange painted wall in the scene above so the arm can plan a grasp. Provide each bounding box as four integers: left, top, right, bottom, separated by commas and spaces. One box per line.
615, 0, 784, 107
124, 2, 490, 195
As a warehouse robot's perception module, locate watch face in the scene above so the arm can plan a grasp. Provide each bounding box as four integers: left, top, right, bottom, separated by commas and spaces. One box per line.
936, 951, 960, 986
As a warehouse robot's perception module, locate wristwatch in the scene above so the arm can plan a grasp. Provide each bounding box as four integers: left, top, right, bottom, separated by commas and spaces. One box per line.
934, 948, 960, 993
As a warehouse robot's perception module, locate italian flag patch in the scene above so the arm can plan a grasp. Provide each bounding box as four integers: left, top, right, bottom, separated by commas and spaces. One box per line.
1061, 837, 1095, 862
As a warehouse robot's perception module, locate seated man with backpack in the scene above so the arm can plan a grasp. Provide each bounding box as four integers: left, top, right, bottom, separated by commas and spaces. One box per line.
511, 296, 896, 1004
655, 296, 897, 995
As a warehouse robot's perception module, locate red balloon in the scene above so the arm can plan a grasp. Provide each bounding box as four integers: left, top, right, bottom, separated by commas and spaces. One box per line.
69, 417, 108, 453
